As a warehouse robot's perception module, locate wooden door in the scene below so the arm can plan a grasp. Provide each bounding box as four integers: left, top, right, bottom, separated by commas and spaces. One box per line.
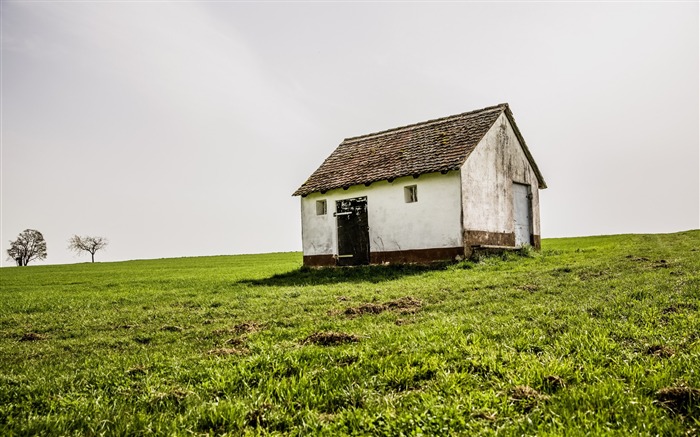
336, 197, 370, 266
512, 183, 532, 247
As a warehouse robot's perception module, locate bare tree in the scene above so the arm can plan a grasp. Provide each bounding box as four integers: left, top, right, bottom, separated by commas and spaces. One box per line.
7, 229, 48, 266
68, 235, 108, 263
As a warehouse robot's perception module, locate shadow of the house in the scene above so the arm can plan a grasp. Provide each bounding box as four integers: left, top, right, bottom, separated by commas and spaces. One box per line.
238, 263, 450, 287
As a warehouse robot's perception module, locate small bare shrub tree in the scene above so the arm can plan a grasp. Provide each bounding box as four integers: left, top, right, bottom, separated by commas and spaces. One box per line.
68, 235, 108, 263
7, 229, 48, 266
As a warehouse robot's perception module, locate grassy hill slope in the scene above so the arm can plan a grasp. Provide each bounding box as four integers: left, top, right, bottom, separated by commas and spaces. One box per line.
1, 231, 699, 435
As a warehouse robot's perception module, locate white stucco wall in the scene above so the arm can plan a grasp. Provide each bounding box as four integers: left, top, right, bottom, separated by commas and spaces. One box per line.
300, 172, 462, 256
460, 112, 541, 236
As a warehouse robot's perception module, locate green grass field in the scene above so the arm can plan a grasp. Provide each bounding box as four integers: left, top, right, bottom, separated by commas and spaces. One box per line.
1, 231, 699, 436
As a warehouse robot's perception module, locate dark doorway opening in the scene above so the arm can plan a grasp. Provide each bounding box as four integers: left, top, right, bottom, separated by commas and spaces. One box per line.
336, 197, 370, 266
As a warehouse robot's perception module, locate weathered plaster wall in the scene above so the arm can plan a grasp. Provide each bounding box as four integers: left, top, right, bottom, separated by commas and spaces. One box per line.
300, 172, 462, 257
460, 112, 541, 242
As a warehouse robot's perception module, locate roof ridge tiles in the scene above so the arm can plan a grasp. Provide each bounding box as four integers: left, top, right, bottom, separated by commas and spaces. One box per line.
343, 103, 508, 143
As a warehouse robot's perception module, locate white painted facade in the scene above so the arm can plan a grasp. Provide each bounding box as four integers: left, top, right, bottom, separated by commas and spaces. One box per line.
301, 172, 462, 257
460, 112, 541, 238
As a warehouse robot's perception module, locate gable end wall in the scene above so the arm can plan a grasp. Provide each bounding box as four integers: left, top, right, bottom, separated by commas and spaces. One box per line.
460, 112, 541, 250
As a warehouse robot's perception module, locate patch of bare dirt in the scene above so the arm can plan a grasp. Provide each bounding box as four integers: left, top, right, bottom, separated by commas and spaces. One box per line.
653, 259, 670, 269
342, 296, 422, 317
207, 347, 248, 356
656, 385, 700, 416
663, 306, 680, 315
161, 325, 183, 332
246, 403, 273, 428
126, 366, 148, 376
318, 413, 336, 422
578, 270, 609, 281
210, 328, 230, 336
336, 355, 358, 366
303, 331, 360, 346
344, 303, 386, 316
586, 307, 603, 318
387, 296, 422, 309
211, 321, 263, 337
471, 410, 497, 421
134, 336, 152, 345
509, 385, 549, 411
626, 255, 672, 269
542, 375, 567, 392
233, 321, 262, 334
19, 332, 47, 342
208, 325, 253, 353
115, 324, 138, 330
663, 303, 698, 314
518, 284, 540, 292
510, 385, 545, 399
646, 344, 675, 358
224, 337, 246, 347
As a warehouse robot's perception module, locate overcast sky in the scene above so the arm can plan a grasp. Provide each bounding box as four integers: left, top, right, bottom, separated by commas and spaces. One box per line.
1, 1, 698, 266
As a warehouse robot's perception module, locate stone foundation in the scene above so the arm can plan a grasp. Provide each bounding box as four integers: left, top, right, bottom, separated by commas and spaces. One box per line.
303, 246, 464, 267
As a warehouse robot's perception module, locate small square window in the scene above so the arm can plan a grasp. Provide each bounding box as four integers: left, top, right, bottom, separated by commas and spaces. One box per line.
404, 185, 418, 203
316, 200, 327, 215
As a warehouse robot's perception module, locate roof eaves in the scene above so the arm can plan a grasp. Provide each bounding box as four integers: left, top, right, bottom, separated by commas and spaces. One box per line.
293, 167, 464, 197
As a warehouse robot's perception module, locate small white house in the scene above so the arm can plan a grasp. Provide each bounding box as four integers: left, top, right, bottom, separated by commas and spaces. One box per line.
293, 103, 547, 267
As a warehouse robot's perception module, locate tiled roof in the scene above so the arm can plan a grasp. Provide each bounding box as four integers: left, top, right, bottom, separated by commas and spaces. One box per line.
293, 103, 546, 196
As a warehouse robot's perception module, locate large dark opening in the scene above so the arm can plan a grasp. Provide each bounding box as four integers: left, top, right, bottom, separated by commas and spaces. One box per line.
336, 196, 370, 266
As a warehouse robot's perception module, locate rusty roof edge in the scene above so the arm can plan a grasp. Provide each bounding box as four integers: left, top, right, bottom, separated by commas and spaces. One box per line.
342, 103, 509, 144
503, 107, 547, 189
